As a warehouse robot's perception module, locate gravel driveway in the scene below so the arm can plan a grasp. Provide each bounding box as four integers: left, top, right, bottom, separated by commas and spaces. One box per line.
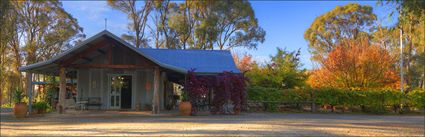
1, 111, 424, 136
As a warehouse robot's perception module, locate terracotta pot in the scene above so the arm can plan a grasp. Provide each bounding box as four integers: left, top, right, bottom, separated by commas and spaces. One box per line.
32, 109, 37, 114
144, 104, 152, 111
179, 101, 192, 116
234, 109, 241, 115
37, 109, 46, 114
13, 103, 28, 118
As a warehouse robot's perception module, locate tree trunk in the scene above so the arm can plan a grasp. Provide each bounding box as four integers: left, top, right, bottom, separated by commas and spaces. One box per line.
423, 42, 425, 91
26, 73, 33, 115
152, 67, 160, 114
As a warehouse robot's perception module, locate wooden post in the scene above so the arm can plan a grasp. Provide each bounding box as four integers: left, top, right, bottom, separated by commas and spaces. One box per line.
58, 67, 66, 113
311, 90, 316, 112
152, 67, 160, 114
27, 73, 33, 115
108, 46, 112, 64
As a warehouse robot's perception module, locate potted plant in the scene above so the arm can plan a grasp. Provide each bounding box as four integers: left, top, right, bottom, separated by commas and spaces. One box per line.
12, 88, 27, 118
33, 102, 49, 114
144, 104, 152, 111
179, 92, 192, 116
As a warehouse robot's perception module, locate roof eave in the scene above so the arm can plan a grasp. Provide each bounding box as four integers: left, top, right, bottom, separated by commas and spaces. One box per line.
19, 30, 113, 72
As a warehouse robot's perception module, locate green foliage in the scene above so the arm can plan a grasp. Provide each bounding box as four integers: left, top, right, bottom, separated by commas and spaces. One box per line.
111, 0, 265, 50
247, 86, 311, 112
304, 3, 377, 61
1, 103, 14, 108
108, 0, 152, 48
32, 101, 49, 110
12, 88, 24, 103
45, 77, 58, 105
380, 0, 425, 90
315, 89, 404, 112
246, 48, 307, 89
181, 91, 189, 102
12, 0, 85, 64
406, 89, 425, 109
247, 86, 312, 103
248, 86, 424, 113
2, 1, 84, 104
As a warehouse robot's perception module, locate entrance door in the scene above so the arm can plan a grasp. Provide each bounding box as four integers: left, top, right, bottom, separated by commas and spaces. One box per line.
110, 75, 132, 109
120, 75, 132, 109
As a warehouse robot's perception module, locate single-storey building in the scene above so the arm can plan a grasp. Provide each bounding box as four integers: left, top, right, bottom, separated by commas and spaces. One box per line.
20, 30, 240, 114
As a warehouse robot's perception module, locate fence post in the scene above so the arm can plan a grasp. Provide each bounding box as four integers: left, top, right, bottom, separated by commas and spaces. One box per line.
311, 89, 316, 112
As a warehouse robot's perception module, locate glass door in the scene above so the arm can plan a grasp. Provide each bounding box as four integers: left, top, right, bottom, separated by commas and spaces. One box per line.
110, 76, 123, 109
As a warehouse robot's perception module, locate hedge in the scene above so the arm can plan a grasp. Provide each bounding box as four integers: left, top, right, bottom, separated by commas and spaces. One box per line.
247, 86, 425, 113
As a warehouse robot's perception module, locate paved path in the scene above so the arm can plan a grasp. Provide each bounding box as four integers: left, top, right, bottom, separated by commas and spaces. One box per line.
1, 111, 424, 136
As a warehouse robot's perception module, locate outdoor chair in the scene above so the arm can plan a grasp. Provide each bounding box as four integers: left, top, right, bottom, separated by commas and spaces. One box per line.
64, 99, 77, 110
76, 98, 88, 110
87, 97, 102, 110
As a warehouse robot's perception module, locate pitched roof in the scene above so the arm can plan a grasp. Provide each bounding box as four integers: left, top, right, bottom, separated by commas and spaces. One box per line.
20, 30, 240, 74
140, 49, 240, 74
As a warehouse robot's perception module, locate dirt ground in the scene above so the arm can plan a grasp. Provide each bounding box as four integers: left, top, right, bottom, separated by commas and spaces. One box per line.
1, 111, 424, 136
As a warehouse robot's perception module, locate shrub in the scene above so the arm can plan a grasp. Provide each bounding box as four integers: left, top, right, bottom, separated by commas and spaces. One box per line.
32, 101, 49, 110
185, 70, 209, 115
186, 70, 248, 114
1, 103, 14, 108
247, 86, 282, 101
210, 71, 247, 114
247, 86, 424, 113
12, 88, 25, 103
406, 89, 425, 109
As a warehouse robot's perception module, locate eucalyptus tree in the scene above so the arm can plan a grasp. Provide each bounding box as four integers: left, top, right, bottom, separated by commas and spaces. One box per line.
304, 3, 377, 61
13, 0, 84, 64
188, 0, 265, 50
147, 0, 265, 50
152, 0, 180, 49
168, 2, 195, 49
108, 0, 153, 48
389, 0, 425, 89
213, 0, 266, 50
1, 0, 84, 95
0, 0, 14, 103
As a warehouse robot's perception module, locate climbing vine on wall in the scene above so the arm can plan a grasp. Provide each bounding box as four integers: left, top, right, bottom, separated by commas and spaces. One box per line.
185, 69, 247, 115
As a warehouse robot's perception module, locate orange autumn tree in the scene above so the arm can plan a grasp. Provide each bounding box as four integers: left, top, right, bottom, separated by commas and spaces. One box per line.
308, 39, 400, 89
233, 53, 254, 73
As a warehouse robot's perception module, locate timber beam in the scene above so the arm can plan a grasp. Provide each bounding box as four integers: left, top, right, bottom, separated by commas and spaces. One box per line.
61, 43, 108, 66
97, 49, 106, 54
81, 57, 92, 62
69, 64, 148, 69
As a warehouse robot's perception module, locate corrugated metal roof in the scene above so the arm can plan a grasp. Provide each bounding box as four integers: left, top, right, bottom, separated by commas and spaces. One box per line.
139, 49, 240, 74
20, 30, 240, 74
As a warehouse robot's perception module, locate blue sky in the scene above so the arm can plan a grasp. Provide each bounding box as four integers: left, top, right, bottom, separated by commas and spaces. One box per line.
62, 1, 397, 70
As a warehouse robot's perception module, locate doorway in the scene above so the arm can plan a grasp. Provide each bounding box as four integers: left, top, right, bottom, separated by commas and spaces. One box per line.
110, 75, 132, 109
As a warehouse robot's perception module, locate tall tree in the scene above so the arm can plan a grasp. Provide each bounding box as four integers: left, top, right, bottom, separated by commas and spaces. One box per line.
232, 53, 253, 73
394, 0, 425, 90
152, 0, 180, 49
13, 0, 85, 64
108, 0, 153, 48
304, 3, 377, 61
187, 0, 266, 50
308, 38, 399, 89
246, 48, 307, 89
0, 0, 14, 103
1, 0, 84, 96
379, 0, 425, 90
149, 0, 266, 50
168, 2, 195, 49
